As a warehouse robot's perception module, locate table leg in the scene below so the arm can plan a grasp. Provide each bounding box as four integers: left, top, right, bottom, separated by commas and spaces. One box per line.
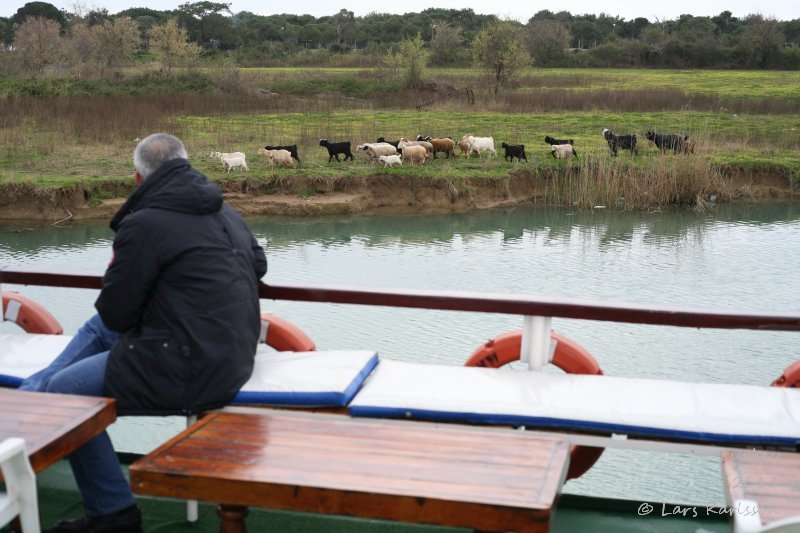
217, 504, 249, 533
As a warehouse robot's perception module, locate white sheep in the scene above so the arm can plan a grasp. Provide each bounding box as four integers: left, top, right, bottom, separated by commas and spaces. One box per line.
211, 150, 248, 172
550, 144, 576, 160
461, 135, 496, 157
378, 154, 402, 167
401, 145, 428, 166
359, 142, 398, 163
258, 148, 295, 169
397, 138, 434, 155
210, 150, 245, 160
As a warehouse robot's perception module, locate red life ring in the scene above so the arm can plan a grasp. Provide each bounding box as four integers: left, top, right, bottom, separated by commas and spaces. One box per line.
260, 312, 315, 352
466, 329, 604, 480
2, 291, 63, 335
772, 360, 800, 388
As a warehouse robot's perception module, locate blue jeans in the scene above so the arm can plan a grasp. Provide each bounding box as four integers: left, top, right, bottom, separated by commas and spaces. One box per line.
18, 314, 135, 517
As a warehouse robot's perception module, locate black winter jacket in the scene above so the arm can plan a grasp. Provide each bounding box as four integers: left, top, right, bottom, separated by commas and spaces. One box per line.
97, 158, 267, 415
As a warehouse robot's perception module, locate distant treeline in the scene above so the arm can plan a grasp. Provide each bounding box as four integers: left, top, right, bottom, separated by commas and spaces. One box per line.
2, 1, 800, 72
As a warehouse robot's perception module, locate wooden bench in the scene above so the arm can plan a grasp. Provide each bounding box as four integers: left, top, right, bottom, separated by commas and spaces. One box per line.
130, 410, 570, 533
722, 449, 800, 532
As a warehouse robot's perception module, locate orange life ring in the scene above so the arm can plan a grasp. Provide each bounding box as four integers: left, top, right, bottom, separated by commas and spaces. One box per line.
772, 360, 800, 388
259, 312, 315, 352
466, 329, 604, 480
2, 291, 63, 335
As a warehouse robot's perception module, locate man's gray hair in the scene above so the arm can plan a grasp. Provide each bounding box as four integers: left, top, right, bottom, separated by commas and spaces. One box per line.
133, 133, 188, 180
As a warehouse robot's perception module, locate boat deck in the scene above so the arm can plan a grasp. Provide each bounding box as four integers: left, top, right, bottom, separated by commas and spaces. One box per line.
32, 459, 730, 533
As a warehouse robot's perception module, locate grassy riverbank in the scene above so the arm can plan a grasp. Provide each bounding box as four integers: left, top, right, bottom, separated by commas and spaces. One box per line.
0, 68, 798, 217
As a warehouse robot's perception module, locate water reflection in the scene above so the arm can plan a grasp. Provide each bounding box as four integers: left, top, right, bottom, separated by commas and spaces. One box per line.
2, 203, 798, 256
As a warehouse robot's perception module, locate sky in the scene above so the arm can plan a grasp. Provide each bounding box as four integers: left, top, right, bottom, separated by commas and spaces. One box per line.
2, 0, 799, 22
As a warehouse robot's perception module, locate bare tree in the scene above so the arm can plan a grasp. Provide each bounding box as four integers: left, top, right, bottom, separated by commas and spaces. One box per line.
473, 20, 531, 95
527, 19, 571, 66
69, 18, 139, 78
149, 19, 200, 71
12, 16, 64, 75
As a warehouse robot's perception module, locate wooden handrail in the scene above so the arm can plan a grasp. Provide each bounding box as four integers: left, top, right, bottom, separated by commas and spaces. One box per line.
2, 267, 800, 331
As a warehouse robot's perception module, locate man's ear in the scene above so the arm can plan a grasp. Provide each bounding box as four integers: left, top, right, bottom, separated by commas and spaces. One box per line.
134, 171, 143, 185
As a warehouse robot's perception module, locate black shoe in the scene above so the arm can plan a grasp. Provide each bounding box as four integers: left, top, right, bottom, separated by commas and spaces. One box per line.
51, 504, 142, 533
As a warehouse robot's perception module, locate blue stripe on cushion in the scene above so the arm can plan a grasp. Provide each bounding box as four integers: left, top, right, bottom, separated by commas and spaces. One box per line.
232, 353, 379, 407
348, 405, 800, 447
0, 375, 22, 388
340, 352, 379, 405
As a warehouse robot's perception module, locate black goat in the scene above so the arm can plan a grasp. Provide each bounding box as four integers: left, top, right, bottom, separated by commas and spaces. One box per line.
645, 130, 686, 154
602, 129, 637, 156
544, 136, 574, 146
501, 142, 527, 162
319, 139, 353, 162
376, 137, 401, 149
264, 144, 300, 162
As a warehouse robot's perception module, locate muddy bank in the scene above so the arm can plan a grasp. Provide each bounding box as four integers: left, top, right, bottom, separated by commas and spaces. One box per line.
0, 172, 796, 221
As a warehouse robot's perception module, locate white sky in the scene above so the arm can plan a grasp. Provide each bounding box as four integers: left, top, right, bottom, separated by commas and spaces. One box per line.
2, 0, 799, 22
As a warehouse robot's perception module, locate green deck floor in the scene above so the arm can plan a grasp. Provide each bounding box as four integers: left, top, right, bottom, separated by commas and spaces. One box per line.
6, 461, 732, 532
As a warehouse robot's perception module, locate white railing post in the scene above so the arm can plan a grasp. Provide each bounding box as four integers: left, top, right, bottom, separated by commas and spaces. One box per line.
520, 315, 552, 371
186, 414, 198, 522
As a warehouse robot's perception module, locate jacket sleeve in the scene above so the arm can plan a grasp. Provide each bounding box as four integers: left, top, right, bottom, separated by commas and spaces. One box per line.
95, 216, 160, 333
252, 235, 267, 280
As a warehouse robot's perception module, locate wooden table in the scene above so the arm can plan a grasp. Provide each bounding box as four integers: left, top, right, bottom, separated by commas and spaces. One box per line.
722, 449, 800, 529
0, 388, 116, 473
131, 410, 570, 533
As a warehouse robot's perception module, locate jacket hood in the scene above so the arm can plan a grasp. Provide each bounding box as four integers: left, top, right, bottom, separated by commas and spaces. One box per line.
110, 158, 223, 231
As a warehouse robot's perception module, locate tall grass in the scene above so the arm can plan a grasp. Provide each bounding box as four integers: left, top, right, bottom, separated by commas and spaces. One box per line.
543, 155, 733, 211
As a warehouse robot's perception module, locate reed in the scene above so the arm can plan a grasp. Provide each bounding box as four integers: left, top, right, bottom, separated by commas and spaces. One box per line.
543, 155, 732, 210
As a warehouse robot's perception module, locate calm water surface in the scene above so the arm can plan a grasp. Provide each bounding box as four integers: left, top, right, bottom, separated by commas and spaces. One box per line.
2, 203, 799, 506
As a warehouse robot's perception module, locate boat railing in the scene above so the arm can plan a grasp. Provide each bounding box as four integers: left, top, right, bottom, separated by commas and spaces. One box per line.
3, 267, 800, 332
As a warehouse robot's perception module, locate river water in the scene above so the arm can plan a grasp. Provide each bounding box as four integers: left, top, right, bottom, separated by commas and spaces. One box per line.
2, 203, 799, 507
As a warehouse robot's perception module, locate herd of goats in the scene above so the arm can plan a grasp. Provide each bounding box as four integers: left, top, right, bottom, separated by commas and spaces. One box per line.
209, 129, 695, 172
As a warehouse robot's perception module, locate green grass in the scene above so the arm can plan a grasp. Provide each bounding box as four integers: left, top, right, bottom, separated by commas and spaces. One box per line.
240, 67, 800, 100
435, 68, 800, 100
264, 76, 401, 98
1, 108, 797, 187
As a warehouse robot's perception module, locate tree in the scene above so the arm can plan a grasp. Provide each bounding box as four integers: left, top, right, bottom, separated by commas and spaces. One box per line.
68, 18, 139, 77
199, 12, 236, 49
570, 16, 605, 49
11, 2, 66, 29
12, 16, 64, 74
429, 22, 465, 66
387, 33, 430, 88
177, 1, 231, 46
782, 18, 800, 44
712, 10, 742, 39
739, 15, 784, 68
149, 18, 200, 71
0, 19, 10, 45
526, 19, 571, 66
472, 20, 531, 95
332, 8, 355, 46
84, 8, 111, 27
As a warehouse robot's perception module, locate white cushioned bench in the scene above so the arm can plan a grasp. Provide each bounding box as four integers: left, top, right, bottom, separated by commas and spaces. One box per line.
0, 333, 378, 408
4, 333, 800, 449
348, 360, 800, 447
